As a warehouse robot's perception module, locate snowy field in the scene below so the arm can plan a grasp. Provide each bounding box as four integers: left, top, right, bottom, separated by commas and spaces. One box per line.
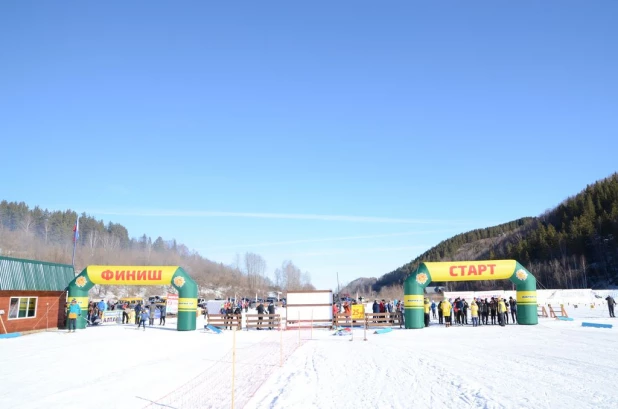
1, 309, 617, 409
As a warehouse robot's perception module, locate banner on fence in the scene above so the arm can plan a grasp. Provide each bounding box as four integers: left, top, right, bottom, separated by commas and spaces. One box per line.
101, 310, 122, 325
351, 304, 364, 320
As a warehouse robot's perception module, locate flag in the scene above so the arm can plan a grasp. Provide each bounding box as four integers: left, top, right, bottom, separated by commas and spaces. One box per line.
73, 217, 79, 242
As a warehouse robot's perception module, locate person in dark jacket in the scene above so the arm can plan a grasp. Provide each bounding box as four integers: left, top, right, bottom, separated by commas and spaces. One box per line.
372, 300, 379, 313
606, 296, 616, 318
455, 298, 464, 325
134, 302, 142, 324
437, 300, 443, 324
225, 303, 234, 330
159, 305, 167, 326
489, 298, 497, 325
267, 301, 276, 329
256, 302, 265, 330
509, 297, 518, 323
462, 300, 469, 325
482, 299, 489, 325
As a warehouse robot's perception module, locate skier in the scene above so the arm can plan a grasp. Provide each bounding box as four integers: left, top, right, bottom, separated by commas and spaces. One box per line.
437, 300, 443, 324
430, 300, 437, 319
67, 299, 81, 332
606, 296, 616, 318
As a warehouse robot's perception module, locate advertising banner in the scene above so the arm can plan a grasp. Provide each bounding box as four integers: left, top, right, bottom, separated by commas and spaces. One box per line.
424, 260, 517, 282
87, 266, 178, 286
351, 304, 365, 320
166, 293, 179, 314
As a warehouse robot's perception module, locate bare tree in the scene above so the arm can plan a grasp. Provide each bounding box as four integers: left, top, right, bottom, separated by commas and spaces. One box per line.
244, 252, 267, 291
87, 230, 99, 256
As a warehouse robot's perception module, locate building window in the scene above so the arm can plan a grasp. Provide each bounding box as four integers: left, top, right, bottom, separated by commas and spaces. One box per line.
8, 297, 37, 319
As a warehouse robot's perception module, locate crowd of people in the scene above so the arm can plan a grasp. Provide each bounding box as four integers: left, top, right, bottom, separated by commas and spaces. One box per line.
428, 296, 518, 328
66, 299, 168, 329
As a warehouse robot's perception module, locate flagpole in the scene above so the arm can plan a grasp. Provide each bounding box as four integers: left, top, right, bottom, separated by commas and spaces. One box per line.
71, 215, 79, 272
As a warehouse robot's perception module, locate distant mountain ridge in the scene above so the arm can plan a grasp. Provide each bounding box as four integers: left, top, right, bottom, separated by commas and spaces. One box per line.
372, 173, 618, 292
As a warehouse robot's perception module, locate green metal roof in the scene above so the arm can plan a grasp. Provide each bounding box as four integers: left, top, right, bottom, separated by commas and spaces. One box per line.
0, 256, 75, 291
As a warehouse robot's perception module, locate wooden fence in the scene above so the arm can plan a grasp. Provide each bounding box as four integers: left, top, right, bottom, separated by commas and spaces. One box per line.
206, 314, 241, 330
245, 314, 281, 330
333, 312, 403, 329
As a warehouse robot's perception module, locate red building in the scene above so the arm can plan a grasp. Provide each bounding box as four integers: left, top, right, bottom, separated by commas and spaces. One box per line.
0, 256, 74, 335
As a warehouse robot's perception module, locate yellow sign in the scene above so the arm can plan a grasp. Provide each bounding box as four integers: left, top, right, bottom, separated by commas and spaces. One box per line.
517, 291, 537, 304
178, 298, 197, 311
404, 294, 424, 309
68, 296, 89, 312
423, 260, 517, 282
87, 266, 179, 286
351, 304, 365, 320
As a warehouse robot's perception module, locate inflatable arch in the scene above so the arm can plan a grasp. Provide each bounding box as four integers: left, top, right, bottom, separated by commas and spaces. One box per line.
404, 260, 537, 329
67, 265, 198, 331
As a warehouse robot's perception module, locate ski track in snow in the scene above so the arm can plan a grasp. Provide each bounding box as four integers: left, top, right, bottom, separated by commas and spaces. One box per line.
245, 318, 618, 409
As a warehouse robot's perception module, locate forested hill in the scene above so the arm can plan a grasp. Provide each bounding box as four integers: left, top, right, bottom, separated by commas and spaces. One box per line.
374, 173, 618, 292
0, 203, 315, 296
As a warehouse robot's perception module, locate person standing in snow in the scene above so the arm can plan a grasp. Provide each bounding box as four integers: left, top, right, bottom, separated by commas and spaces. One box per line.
138, 309, 149, 330
256, 301, 265, 330
67, 299, 81, 332
462, 299, 469, 325
489, 298, 497, 325
148, 302, 157, 326
470, 300, 479, 327
441, 299, 452, 328
423, 298, 431, 327
498, 298, 507, 327
606, 296, 616, 318
437, 300, 443, 324
509, 297, 518, 323
267, 301, 276, 330
430, 300, 437, 319
97, 299, 106, 318
159, 304, 166, 326
134, 302, 142, 324
504, 301, 510, 324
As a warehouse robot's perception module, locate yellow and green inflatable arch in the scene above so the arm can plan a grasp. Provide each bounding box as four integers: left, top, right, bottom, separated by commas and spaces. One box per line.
404, 260, 537, 329
67, 265, 198, 331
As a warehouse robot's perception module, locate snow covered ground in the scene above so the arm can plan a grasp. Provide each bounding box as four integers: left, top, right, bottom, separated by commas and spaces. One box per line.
1, 309, 616, 409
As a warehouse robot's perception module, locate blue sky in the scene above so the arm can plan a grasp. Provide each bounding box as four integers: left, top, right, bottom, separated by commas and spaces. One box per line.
1, 1, 617, 289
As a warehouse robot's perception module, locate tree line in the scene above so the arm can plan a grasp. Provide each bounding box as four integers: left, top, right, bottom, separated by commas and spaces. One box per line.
374, 173, 618, 292
0, 202, 314, 297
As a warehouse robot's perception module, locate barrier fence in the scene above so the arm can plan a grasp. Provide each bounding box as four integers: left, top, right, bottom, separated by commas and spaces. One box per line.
334, 312, 404, 328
